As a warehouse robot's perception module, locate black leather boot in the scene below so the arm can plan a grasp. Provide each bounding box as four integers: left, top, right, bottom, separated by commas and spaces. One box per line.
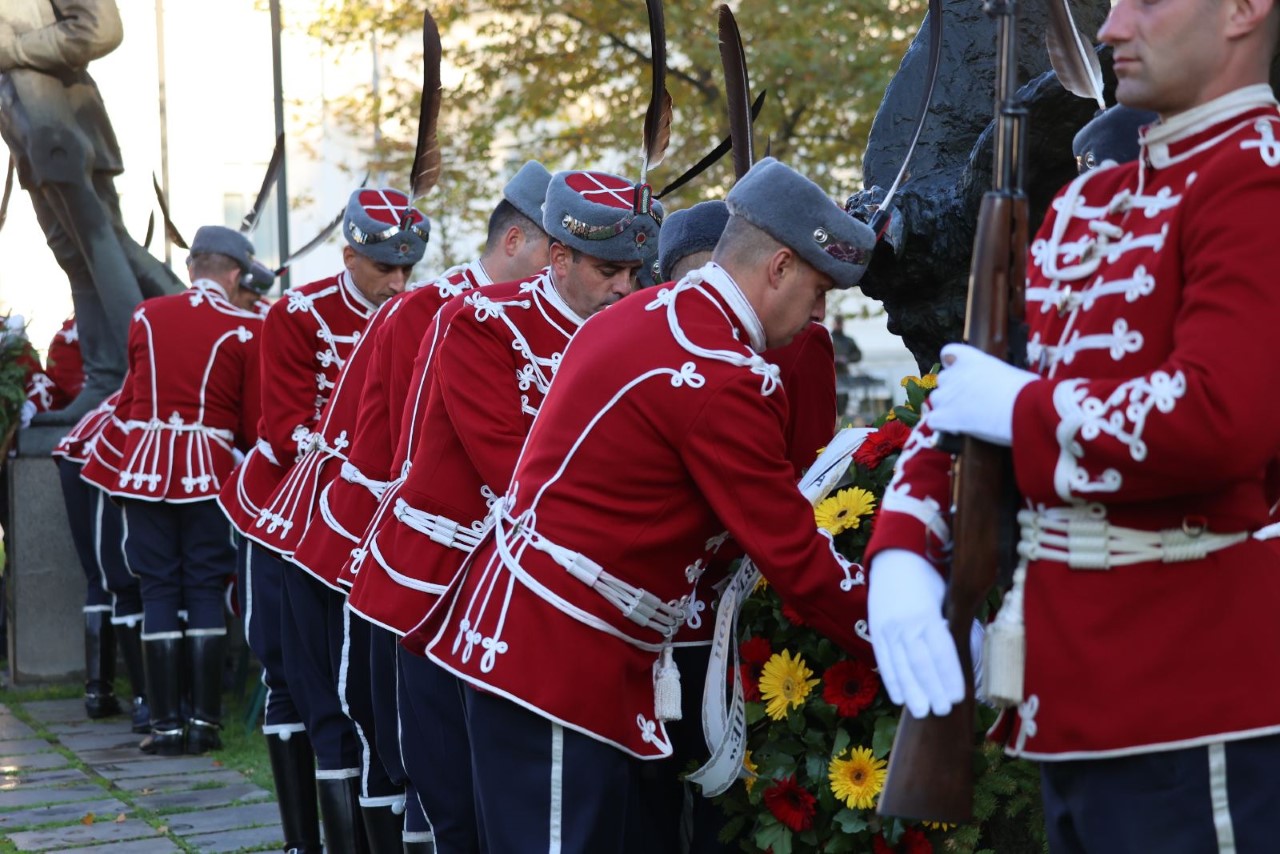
266, 732, 322, 853
317, 777, 370, 854
84, 611, 121, 718
139, 637, 184, 755
185, 633, 225, 754
115, 621, 150, 733
361, 805, 403, 853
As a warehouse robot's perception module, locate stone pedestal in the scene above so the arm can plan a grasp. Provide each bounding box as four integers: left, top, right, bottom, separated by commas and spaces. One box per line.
5, 424, 84, 683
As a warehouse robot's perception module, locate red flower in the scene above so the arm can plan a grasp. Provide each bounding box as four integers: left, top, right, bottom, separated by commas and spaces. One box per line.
762, 775, 817, 832
780, 603, 808, 626
855, 420, 911, 469
740, 637, 773, 666
822, 658, 880, 718
872, 829, 933, 854
737, 663, 761, 701
902, 828, 933, 854
734, 638, 771, 701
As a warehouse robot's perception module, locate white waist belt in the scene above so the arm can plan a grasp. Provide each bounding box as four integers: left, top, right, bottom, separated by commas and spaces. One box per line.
341, 461, 390, 501
495, 504, 685, 638
394, 499, 484, 552
1018, 505, 1249, 569
254, 438, 281, 467
125, 418, 234, 443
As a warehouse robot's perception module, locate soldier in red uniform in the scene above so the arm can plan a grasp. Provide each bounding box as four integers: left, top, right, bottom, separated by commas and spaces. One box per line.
865, 0, 1280, 848
356, 169, 659, 852
279, 162, 552, 852
408, 158, 875, 849
52, 389, 148, 732
217, 188, 426, 853
639, 198, 840, 851
81, 225, 265, 756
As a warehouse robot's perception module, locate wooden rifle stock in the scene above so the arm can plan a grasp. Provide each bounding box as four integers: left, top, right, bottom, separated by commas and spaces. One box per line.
877, 193, 1028, 823
878, 0, 1029, 818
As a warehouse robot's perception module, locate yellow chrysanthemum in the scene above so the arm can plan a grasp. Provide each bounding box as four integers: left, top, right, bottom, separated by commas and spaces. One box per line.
759, 649, 819, 720
828, 746, 888, 810
753, 574, 769, 593
743, 750, 758, 793
813, 488, 877, 535
923, 820, 956, 830
916, 373, 938, 390
899, 375, 921, 388
884, 409, 898, 421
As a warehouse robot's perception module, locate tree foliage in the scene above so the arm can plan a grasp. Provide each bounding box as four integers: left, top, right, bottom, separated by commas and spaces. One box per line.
305, 0, 923, 267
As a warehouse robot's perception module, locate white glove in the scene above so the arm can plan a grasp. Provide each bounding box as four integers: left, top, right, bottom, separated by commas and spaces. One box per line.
925, 343, 1037, 447
18, 400, 36, 430
868, 549, 965, 717
232, 447, 246, 467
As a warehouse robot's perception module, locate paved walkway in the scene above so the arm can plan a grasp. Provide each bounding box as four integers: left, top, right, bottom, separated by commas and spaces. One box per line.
0, 698, 281, 852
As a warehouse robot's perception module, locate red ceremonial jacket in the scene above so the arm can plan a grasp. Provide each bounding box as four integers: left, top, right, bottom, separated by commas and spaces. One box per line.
336, 279, 527, 610
79, 281, 262, 502
289, 260, 495, 588
346, 273, 574, 635
865, 90, 1280, 760
217, 273, 377, 543
45, 317, 83, 404
412, 263, 871, 759
52, 389, 120, 464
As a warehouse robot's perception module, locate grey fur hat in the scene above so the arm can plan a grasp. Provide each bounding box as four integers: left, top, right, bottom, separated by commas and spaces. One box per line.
343, 188, 429, 267
190, 226, 255, 273
657, 200, 729, 283
725, 158, 874, 290
503, 161, 553, 225
543, 170, 664, 265
1072, 106, 1158, 173
244, 260, 276, 295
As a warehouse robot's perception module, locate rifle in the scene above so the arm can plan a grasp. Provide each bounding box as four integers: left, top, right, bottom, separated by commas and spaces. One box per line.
877, 0, 1028, 824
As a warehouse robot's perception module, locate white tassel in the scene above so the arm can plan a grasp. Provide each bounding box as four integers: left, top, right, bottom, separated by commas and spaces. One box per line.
654, 646, 682, 722
982, 561, 1028, 708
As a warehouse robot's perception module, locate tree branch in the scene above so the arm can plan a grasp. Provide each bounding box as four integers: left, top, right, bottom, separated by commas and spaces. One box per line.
557, 10, 720, 103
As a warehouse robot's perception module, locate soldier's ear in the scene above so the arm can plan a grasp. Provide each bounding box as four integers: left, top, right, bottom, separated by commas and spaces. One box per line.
1225, 0, 1276, 39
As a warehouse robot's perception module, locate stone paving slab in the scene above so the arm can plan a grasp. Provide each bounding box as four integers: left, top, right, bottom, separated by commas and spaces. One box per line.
0, 798, 131, 833
19, 699, 90, 724
8, 817, 162, 851
184, 824, 283, 853
134, 781, 272, 813
113, 768, 248, 794
0, 783, 112, 810
44, 721, 118, 737
93, 755, 225, 780
4, 697, 285, 852
0, 716, 38, 741
163, 801, 280, 836
0, 752, 71, 773
61, 837, 183, 854
0, 739, 55, 757
0, 768, 90, 789
58, 731, 143, 752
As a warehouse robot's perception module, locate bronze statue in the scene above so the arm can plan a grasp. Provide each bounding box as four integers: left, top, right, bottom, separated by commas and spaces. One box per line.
0, 0, 182, 423
848, 0, 1112, 370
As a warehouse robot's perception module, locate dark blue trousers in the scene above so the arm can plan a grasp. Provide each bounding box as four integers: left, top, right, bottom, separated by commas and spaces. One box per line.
465, 684, 647, 854
337, 605, 401, 806
399, 650, 483, 853
637, 645, 729, 854
57, 459, 142, 621
280, 564, 359, 776
1040, 733, 1280, 853
237, 539, 302, 733
122, 498, 231, 637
